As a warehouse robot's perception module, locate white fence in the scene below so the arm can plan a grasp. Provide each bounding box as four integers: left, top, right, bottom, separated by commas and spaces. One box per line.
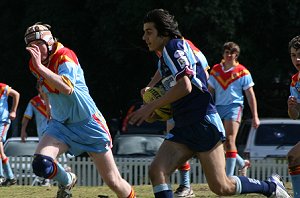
9, 157, 290, 186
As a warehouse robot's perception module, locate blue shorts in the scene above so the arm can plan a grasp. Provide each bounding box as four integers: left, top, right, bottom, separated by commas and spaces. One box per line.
166, 113, 226, 152
45, 112, 112, 156
0, 121, 10, 142
216, 104, 243, 122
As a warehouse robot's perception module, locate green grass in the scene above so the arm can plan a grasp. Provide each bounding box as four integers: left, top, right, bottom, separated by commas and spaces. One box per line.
0, 183, 294, 197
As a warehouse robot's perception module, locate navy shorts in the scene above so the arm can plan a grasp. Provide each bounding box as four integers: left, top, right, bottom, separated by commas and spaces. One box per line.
166, 114, 225, 152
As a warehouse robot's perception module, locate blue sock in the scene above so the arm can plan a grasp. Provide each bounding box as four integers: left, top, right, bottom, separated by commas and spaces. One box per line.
153, 184, 172, 198
236, 154, 245, 168
154, 190, 173, 198
51, 162, 71, 186
179, 170, 190, 188
0, 159, 3, 177
291, 175, 300, 197
226, 157, 237, 176
2, 159, 14, 179
232, 176, 276, 196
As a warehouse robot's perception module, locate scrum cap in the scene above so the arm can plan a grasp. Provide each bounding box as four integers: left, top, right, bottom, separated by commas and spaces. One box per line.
24, 23, 54, 46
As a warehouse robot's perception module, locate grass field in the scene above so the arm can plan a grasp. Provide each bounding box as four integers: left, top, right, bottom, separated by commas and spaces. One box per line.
0, 183, 294, 197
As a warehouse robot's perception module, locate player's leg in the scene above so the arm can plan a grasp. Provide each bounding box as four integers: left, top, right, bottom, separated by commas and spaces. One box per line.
0, 122, 16, 186
236, 155, 251, 176
0, 136, 5, 181
167, 118, 193, 197
32, 134, 76, 197
174, 161, 194, 197
149, 140, 194, 198
224, 119, 240, 176
197, 141, 289, 196
287, 142, 300, 197
88, 150, 135, 198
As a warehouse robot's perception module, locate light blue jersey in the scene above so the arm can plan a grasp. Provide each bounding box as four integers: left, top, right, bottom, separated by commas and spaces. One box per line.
0, 83, 10, 123
208, 63, 254, 106
23, 95, 48, 139
29, 43, 112, 156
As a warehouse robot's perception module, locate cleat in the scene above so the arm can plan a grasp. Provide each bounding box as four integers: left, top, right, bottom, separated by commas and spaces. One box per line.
40, 178, 51, 187
0, 176, 5, 184
239, 159, 251, 176
56, 172, 77, 198
174, 185, 195, 197
1, 178, 17, 186
267, 173, 291, 198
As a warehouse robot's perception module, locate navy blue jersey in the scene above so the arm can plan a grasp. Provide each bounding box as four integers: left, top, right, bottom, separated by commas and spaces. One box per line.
158, 39, 216, 127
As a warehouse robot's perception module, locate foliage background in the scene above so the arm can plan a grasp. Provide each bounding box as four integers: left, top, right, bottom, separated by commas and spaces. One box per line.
2, 0, 300, 136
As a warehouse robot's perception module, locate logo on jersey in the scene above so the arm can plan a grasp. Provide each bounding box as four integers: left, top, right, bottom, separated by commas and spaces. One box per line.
177, 56, 188, 69
174, 50, 185, 58
162, 75, 176, 91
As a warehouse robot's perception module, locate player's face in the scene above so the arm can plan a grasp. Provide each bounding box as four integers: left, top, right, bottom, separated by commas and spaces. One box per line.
290, 47, 300, 71
28, 40, 49, 62
143, 22, 166, 52
223, 49, 238, 63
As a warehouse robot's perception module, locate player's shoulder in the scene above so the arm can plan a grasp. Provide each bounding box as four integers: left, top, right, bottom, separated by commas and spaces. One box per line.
0, 83, 7, 88
291, 72, 300, 86
165, 38, 186, 50
210, 63, 222, 72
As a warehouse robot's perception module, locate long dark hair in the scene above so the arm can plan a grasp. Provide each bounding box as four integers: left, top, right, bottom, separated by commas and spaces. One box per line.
144, 9, 182, 39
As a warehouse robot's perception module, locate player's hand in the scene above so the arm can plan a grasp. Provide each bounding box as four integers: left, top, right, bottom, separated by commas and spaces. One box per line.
128, 103, 155, 126
26, 44, 42, 69
21, 131, 27, 142
140, 87, 151, 97
9, 111, 16, 120
252, 117, 260, 129
288, 96, 298, 108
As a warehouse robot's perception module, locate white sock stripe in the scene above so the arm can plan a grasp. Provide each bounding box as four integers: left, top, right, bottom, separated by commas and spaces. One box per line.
153, 183, 172, 193
230, 176, 242, 194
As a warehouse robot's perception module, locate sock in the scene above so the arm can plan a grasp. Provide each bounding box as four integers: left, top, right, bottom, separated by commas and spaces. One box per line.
51, 161, 72, 186
127, 187, 136, 198
2, 157, 14, 179
226, 151, 237, 176
236, 154, 245, 168
0, 156, 3, 177
289, 165, 300, 197
154, 191, 173, 198
178, 162, 191, 188
231, 176, 276, 196
153, 184, 172, 198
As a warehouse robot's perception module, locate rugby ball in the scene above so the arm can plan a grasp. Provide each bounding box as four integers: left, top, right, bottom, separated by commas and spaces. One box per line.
142, 87, 172, 122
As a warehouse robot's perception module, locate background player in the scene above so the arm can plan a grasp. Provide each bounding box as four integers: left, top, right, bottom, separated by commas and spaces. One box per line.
208, 42, 259, 176
287, 35, 300, 198
0, 83, 19, 186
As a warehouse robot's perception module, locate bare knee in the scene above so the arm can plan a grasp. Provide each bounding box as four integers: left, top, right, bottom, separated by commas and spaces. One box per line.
149, 162, 171, 184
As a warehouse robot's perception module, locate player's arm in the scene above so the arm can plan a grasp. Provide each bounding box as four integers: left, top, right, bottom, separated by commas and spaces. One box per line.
245, 87, 260, 128
141, 70, 162, 96
40, 89, 51, 119
8, 88, 20, 120
288, 96, 300, 119
26, 45, 72, 95
21, 116, 30, 142
208, 85, 215, 97
130, 75, 191, 126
